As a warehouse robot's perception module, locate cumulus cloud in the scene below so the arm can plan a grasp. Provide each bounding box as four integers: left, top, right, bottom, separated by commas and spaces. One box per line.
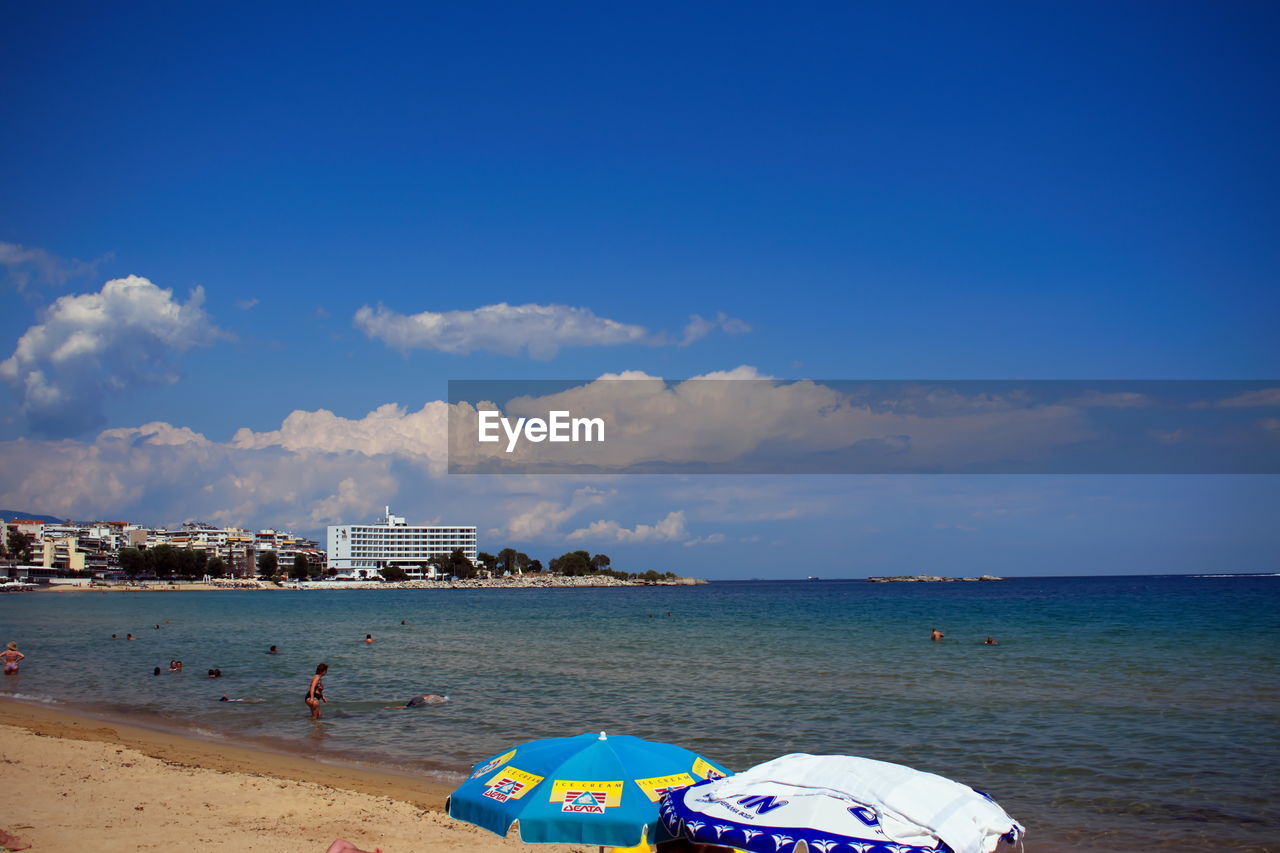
0, 400, 625, 536
354, 302, 750, 359
0, 241, 107, 292
232, 402, 452, 467
355, 302, 649, 359
451, 370, 1097, 473
0, 416, 409, 530
504, 486, 614, 539
0, 276, 224, 437
567, 510, 689, 543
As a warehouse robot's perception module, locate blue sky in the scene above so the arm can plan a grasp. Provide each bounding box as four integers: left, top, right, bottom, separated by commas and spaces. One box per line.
1, 2, 1277, 576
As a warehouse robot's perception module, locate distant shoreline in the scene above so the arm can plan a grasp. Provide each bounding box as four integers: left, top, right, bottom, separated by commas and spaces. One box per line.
34, 575, 707, 592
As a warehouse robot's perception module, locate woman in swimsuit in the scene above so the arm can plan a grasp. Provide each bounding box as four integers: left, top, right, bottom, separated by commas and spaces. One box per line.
1, 642, 24, 675
306, 663, 328, 719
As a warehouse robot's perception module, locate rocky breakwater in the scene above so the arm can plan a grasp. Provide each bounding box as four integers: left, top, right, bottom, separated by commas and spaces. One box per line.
866, 574, 1004, 583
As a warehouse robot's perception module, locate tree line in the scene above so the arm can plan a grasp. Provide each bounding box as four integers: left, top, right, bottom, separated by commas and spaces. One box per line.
112, 546, 320, 581
376, 547, 678, 584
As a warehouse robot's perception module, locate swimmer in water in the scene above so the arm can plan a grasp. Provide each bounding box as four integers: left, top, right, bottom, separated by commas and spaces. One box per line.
220, 694, 263, 703
364, 634, 374, 643
385, 693, 448, 709
154, 667, 162, 676
267, 645, 279, 654
930, 628, 944, 642
2, 642, 25, 675
984, 636, 998, 645
126, 634, 137, 641
169, 660, 183, 672
207, 668, 222, 678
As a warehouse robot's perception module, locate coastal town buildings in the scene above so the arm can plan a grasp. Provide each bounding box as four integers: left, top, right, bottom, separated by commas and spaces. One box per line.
327, 506, 477, 580
2, 516, 324, 579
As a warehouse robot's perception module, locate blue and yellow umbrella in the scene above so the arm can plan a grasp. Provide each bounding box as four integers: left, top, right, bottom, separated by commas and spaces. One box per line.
448, 731, 730, 848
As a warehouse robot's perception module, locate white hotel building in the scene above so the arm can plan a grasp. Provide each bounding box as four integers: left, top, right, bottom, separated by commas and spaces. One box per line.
326, 507, 477, 580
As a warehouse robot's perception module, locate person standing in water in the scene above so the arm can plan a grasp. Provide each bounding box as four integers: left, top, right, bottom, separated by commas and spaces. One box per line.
2, 642, 25, 674
305, 663, 328, 719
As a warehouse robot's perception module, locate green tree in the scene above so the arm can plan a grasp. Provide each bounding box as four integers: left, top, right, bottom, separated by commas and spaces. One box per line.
526, 558, 543, 573
175, 547, 207, 578
379, 565, 409, 582
551, 551, 591, 576
477, 552, 498, 574
497, 547, 517, 575
7, 529, 33, 563
449, 548, 477, 579
256, 551, 278, 578
145, 544, 182, 577
427, 554, 450, 577
590, 553, 611, 572
118, 547, 146, 576
206, 556, 229, 578
291, 553, 310, 580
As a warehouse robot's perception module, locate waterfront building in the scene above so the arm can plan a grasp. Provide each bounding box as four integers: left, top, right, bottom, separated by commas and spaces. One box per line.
327, 506, 477, 580
2, 515, 324, 580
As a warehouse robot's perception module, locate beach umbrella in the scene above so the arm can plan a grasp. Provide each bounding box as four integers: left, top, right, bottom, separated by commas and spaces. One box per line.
660, 753, 1023, 853
448, 731, 730, 848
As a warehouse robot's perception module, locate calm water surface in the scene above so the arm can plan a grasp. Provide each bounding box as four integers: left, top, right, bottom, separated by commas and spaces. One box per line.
2, 575, 1277, 851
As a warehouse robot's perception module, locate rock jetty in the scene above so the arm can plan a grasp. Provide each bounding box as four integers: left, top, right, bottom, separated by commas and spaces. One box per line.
866, 574, 1004, 583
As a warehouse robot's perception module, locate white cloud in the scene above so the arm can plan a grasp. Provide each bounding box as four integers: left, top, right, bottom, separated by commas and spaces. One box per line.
683, 532, 726, 547
1212, 388, 1280, 408
567, 510, 689, 543
504, 487, 614, 539
235, 297, 259, 310
0, 241, 107, 292
232, 402, 452, 469
354, 302, 750, 359
678, 312, 752, 346
354, 302, 649, 359
0, 418, 403, 530
0, 275, 223, 436
451, 370, 1097, 473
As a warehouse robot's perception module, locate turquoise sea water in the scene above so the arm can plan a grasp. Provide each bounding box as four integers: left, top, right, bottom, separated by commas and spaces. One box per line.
2, 575, 1278, 851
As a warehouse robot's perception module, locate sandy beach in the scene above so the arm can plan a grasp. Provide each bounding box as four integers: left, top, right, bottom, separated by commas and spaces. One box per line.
0, 699, 582, 853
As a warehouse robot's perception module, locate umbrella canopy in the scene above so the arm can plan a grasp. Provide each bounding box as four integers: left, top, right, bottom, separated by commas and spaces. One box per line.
448, 731, 731, 847
660, 754, 1023, 853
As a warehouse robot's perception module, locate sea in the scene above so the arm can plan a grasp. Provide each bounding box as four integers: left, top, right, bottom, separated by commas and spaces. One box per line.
2, 575, 1278, 852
